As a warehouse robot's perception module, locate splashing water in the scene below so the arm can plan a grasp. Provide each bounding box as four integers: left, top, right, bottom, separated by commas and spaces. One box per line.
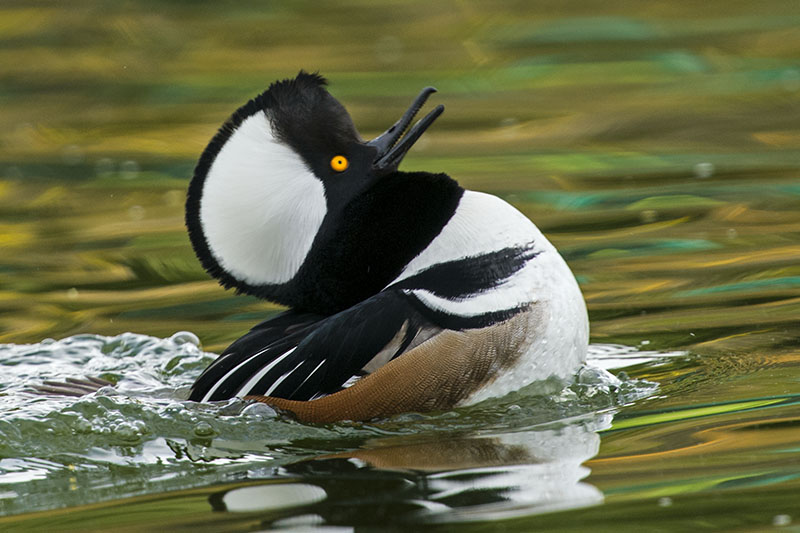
0, 332, 660, 516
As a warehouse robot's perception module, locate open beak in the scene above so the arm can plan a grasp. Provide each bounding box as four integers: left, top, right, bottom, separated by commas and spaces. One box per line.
367, 87, 444, 174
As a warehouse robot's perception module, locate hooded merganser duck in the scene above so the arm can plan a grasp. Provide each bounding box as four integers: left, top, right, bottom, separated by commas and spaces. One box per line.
185, 72, 589, 422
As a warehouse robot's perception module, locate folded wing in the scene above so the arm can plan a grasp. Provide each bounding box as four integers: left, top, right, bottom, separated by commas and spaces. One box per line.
188, 291, 440, 402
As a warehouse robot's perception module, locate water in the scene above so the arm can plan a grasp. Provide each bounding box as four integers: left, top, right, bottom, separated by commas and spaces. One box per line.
0, 332, 656, 519
2, 1, 800, 530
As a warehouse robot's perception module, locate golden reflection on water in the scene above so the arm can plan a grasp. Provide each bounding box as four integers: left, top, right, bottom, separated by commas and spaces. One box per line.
3, 165, 798, 354
591, 400, 800, 500
1, 0, 799, 527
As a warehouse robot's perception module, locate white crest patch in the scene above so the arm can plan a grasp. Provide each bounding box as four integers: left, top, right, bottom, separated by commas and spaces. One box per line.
200, 112, 328, 285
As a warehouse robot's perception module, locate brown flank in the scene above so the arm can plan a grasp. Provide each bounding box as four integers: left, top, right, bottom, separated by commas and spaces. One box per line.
245, 312, 532, 423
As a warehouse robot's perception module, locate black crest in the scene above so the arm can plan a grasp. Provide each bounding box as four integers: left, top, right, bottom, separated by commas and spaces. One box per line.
263, 71, 361, 156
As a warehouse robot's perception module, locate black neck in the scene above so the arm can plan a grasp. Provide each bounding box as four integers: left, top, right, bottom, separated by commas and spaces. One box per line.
189, 171, 463, 316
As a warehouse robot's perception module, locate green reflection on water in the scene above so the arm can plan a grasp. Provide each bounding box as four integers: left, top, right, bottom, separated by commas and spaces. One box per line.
1, 0, 800, 529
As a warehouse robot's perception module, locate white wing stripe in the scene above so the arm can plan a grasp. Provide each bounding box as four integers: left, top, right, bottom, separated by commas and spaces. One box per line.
290, 359, 326, 393
263, 361, 305, 396
408, 266, 534, 317
200, 345, 278, 402
226, 347, 297, 400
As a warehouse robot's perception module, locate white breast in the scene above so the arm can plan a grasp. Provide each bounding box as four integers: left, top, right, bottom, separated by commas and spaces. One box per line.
392, 190, 589, 402
199, 113, 328, 285
395, 191, 539, 280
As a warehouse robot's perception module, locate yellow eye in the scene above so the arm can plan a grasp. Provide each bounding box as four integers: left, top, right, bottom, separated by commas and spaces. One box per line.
330, 155, 349, 172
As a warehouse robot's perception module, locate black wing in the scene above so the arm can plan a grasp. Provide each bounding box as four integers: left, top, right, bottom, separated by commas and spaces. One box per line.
189, 291, 440, 402
189, 309, 323, 401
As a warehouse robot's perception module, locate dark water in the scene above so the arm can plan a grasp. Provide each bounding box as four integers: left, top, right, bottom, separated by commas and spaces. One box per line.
1, 1, 800, 530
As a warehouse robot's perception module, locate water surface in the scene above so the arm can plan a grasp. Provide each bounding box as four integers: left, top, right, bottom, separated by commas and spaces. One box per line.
1, 1, 799, 530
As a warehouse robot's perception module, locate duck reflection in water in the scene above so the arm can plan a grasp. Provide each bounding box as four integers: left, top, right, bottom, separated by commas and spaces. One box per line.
207, 412, 610, 527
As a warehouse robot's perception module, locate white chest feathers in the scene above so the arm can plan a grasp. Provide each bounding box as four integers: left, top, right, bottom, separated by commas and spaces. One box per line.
391, 191, 590, 402
199, 113, 328, 285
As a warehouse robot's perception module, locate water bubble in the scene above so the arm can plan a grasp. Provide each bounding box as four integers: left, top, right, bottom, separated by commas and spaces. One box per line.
773, 514, 792, 527
576, 365, 621, 388
640, 210, 657, 223
61, 145, 84, 166
95, 158, 115, 178
120, 160, 140, 180
71, 417, 92, 433
163, 189, 183, 207
693, 162, 714, 179
114, 422, 143, 443
213, 398, 246, 416
163, 402, 185, 415
193, 421, 215, 437
657, 497, 673, 507
66, 288, 79, 299
128, 205, 145, 221
170, 331, 200, 347
242, 402, 278, 418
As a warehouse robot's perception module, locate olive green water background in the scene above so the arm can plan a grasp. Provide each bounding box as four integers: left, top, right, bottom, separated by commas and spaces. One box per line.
2, 1, 800, 531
